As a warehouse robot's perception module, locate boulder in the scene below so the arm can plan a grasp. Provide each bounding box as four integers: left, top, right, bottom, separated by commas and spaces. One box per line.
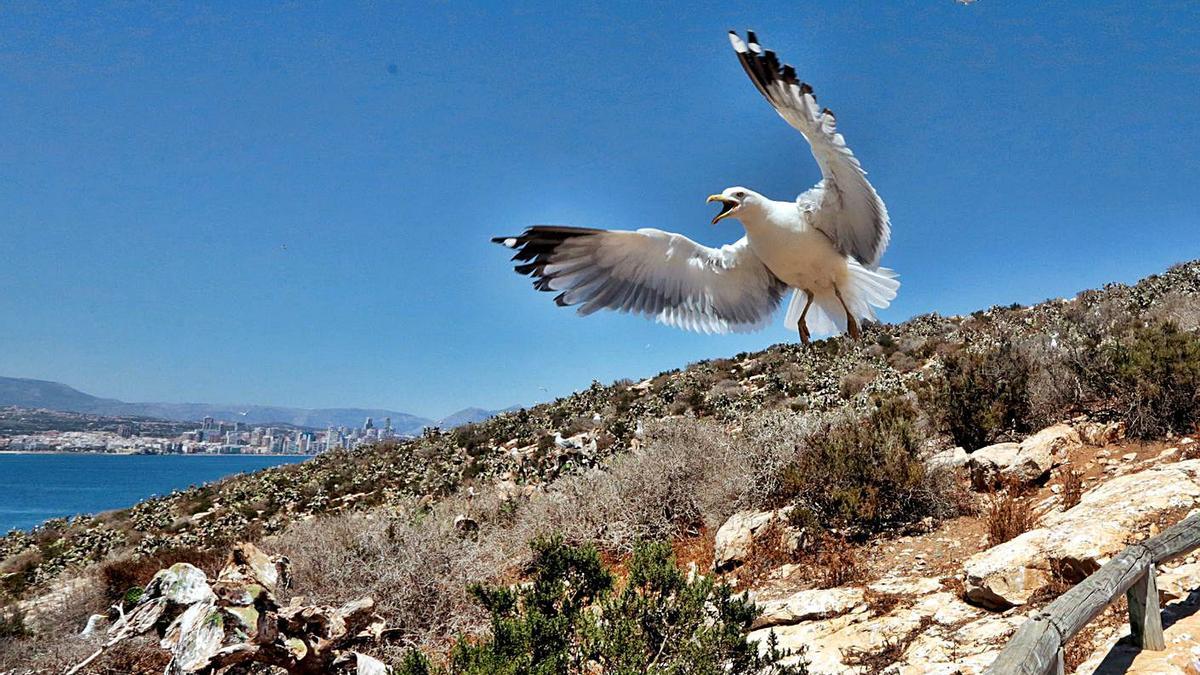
963, 461, 1200, 609
968, 424, 1081, 489
713, 508, 802, 571
1075, 419, 1126, 446
69, 542, 387, 675
926, 447, 969, 472
749, 576, 1003, 674
751, 587, 865, 629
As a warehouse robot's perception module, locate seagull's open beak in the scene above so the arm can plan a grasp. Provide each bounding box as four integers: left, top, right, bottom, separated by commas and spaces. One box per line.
707, 194, 740, 224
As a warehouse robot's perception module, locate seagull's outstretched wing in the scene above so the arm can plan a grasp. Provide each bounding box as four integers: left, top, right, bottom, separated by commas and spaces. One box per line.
728, 31, 890, 269
493, 226, 788, 334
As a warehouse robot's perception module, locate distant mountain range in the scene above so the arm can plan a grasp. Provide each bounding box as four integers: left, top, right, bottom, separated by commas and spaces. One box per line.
0, 376, 513, 435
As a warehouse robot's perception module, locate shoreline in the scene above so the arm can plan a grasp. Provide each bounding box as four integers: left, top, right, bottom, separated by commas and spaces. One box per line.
0, 450, 313, 457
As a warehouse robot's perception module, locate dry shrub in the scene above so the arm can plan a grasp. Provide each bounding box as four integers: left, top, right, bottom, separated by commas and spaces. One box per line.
985, 481, 1037, 547
1061, 468, 1084, 511
729, 520, 800, 589
777, 396, 963, 538
1109, 321, 1200, 439
510, 415, 802, 554
814, 535, 866, 589
0, 575, 113, 673
273, 503, 511, 654
841, 616, 933, 671
926, 341, 1034, 451
838, 367, 877, 400
1027, 559, 1077, 606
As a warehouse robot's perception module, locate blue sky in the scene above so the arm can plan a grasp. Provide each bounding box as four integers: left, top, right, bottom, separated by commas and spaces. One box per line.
1, 1, 1197, 419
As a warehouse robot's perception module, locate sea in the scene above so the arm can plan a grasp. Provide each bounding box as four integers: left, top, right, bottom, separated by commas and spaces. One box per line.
0, 453, 309, 533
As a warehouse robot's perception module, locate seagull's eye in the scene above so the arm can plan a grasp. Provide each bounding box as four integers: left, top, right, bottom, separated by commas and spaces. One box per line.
736, 191, 746, 199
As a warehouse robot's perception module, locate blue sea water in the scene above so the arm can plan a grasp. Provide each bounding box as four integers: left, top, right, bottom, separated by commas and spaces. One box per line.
0, 453, 309, 533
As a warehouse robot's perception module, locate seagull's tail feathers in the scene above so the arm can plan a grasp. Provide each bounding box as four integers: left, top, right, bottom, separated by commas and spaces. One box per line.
784, 262, 899, 337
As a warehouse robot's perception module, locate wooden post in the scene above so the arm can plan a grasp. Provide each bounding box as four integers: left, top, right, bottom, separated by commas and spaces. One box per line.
1054, 647, 1065, 675
1126, 568, 1166, 650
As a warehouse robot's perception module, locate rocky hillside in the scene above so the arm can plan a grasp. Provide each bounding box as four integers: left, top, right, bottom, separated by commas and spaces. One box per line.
2, 260, 1200, 673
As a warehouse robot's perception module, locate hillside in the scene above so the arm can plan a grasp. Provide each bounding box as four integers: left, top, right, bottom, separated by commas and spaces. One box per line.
2, 259, 1200, 673
0, 377, 510, 435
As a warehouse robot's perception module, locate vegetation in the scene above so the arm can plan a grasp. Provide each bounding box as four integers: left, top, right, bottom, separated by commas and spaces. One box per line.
398, 537, 805, 675
926, 341, 1033, 451
778, 396, 961, 539
1108, 321, 1200, 439
5, 260, 1200, 672
984, 481, 1037, 547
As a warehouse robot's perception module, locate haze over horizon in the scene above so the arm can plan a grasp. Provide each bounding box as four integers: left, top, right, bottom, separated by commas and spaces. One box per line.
2, 1, 1197, 419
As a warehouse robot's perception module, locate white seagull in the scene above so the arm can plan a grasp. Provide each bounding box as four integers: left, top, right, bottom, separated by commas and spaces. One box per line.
494, 31, 898, 345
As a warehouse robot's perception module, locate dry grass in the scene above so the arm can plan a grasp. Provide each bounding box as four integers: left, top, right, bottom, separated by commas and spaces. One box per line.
273, 503, 510, 654
814, 535, 867, 589
985, 482, 1037, 547
1061, 467, 1085, 511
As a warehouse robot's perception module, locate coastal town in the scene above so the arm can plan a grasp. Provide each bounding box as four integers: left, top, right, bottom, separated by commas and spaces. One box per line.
0, 410, 404, 455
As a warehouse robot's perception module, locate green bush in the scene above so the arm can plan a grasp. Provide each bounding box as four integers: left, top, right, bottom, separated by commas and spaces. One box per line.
1109, 322, 1200, 438
781, 397, 959, 538
399, 536, 805, 675
928, 342, 1033, 450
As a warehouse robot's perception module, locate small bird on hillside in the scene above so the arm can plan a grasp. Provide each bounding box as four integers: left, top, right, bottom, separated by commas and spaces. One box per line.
494, 31, 898, 345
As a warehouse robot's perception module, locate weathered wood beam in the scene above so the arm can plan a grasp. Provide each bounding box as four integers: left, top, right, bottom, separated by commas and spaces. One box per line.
1127, 568, 1166, 650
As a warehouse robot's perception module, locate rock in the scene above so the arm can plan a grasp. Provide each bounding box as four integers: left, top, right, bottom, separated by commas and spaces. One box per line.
751, 587, 865, 629
1122, 452, 1138, 462
15, 576, 92, 634
161, 600, 226, 672
868, 576, 944, 596
147, 563, 216, 606
215, 542, 288, 594
926, 446, 969, 472
1157, 562, 1200, 603
73, 542, 388, 675
713, 508, 802, 571
1076, 420, 1125, 446
967, 442, 1020, 489
968, 424, 1081, 489
964, 461, 1200, 609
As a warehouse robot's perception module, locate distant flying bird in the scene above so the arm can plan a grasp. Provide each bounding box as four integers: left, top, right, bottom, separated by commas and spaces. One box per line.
494, 31, 898, 344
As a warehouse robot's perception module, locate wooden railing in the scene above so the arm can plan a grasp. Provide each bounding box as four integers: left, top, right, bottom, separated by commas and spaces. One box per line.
983, 512, 1200, 674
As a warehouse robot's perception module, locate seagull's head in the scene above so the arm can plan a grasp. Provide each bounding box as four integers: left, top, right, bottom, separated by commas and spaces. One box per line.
706, 187, 760, 224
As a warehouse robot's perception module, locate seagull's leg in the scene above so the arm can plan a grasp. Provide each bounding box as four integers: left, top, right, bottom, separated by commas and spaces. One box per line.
797, 289, 814, 346
834, 285, 860, 341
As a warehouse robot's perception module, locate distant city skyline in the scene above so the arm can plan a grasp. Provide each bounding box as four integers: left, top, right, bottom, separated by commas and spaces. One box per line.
1, 2, 1197, 418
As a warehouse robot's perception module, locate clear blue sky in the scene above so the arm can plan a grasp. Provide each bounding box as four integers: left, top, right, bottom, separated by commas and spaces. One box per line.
1, 1, 1197, 419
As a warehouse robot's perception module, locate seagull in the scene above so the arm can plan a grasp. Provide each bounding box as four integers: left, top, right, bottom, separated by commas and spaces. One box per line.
493, 31, 898, 345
